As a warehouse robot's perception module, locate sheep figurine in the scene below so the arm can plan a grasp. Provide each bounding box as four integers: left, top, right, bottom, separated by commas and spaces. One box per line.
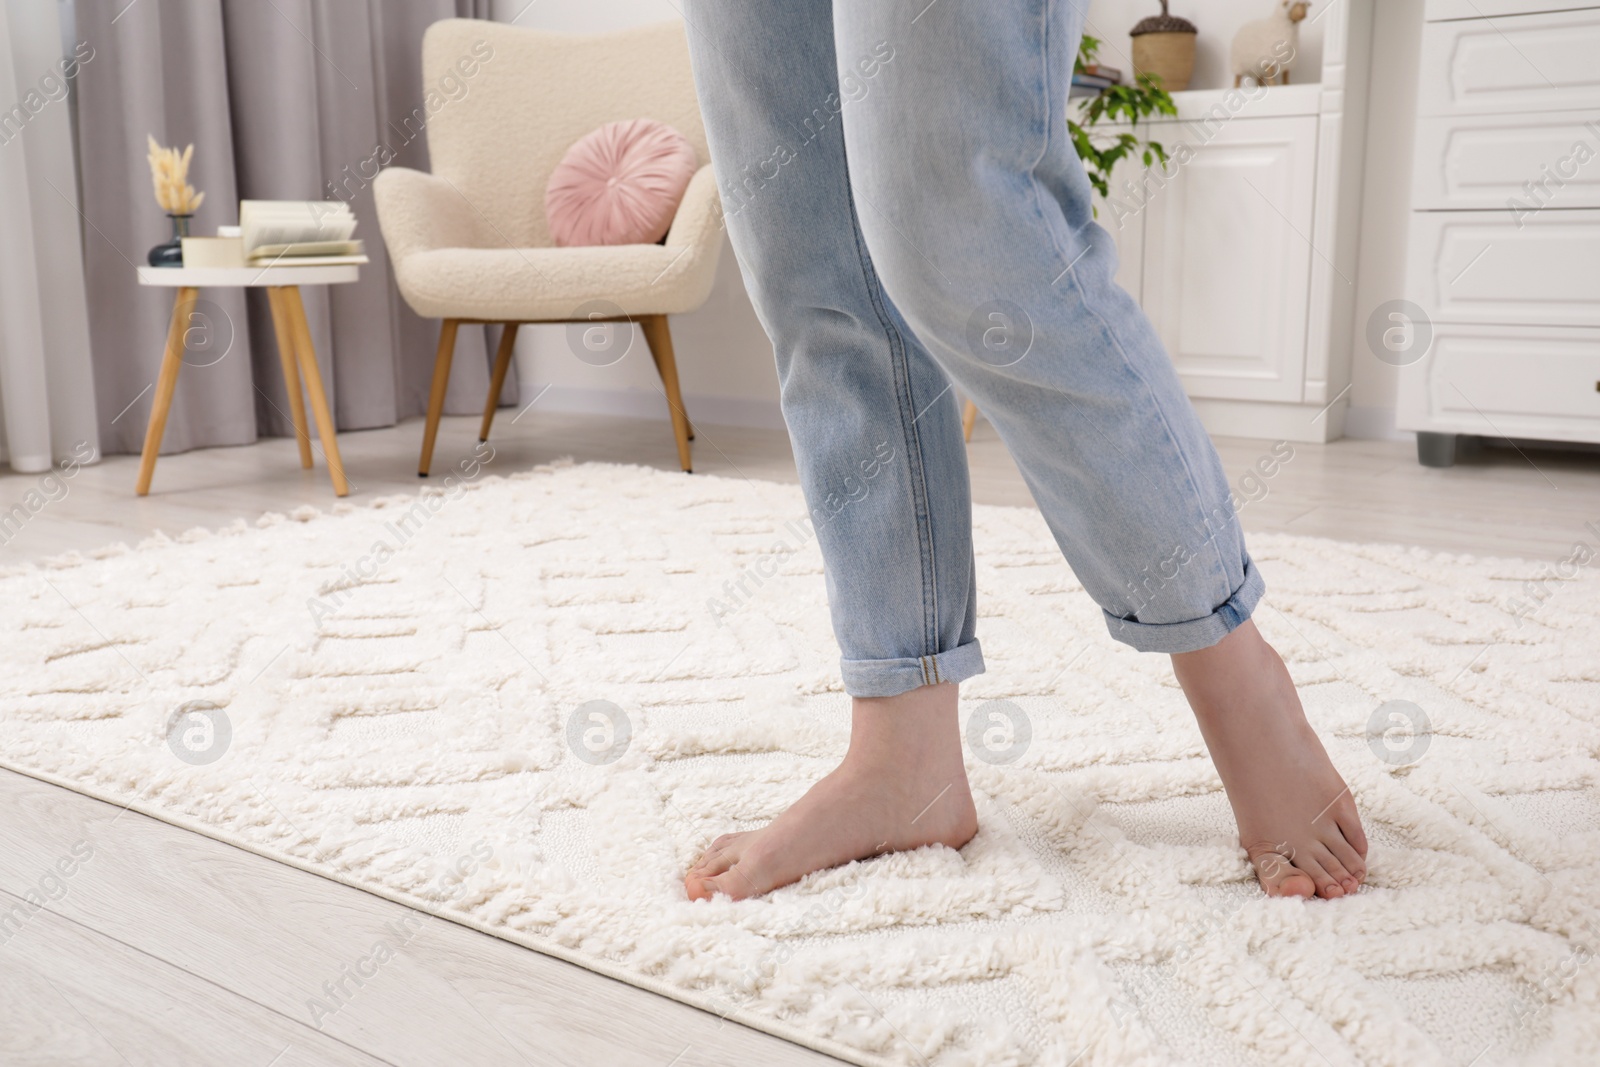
1231, 1, 1311, 87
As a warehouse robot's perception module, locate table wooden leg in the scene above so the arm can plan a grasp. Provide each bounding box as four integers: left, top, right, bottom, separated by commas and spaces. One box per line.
281, 286, 349, 497
266, 287, 314, 469
135, 287, 200, 496
479, 322, 519, 444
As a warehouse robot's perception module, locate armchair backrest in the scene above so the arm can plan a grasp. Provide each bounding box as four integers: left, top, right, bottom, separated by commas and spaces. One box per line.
420, 18, 710, 249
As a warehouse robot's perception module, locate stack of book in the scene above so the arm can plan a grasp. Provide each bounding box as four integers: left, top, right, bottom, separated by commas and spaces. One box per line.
180, 200, 369, 269
1070, 64, 1123, 99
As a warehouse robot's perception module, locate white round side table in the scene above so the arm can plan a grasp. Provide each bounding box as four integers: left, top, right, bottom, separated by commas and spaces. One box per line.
134, 263, 360, 496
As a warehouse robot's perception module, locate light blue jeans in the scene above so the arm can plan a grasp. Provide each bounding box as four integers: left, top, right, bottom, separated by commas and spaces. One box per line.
684, 0, 1264, 697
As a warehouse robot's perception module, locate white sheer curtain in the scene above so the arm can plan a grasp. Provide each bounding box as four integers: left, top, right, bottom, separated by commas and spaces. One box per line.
0, 0, 98, 474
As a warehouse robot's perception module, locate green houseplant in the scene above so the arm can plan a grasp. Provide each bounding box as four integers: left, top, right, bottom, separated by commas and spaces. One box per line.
1070, 35, 1177, 207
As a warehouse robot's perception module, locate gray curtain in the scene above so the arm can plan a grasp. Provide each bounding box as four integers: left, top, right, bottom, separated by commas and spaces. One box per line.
75, 0, 505, 457
0, 0, 99, 473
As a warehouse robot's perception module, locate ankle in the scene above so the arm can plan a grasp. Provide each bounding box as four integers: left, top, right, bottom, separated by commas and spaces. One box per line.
1172, 622, 1280, 702
845, 682, 964, 770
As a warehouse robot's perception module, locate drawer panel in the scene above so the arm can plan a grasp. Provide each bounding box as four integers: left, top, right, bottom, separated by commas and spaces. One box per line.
1419, 9, 1600, 116
1412, 114, 1600, 209
1406, 208, 1600, 328
1396, 324, 1600, 440
1427, 1, 1600, 19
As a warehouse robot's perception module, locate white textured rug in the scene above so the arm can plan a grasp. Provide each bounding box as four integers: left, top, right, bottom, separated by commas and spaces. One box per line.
4, 460, 1598, 1066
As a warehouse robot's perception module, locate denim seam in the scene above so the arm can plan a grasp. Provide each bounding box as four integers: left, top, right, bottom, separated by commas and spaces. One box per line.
1066, 290, 1234, 612
840, 639, 984, 698
1029, 0, 1234, 613
838, 165, 941, 660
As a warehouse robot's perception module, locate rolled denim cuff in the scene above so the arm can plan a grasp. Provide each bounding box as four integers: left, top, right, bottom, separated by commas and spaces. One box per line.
1101, 557, 1267, 655
839, 638, 986, 698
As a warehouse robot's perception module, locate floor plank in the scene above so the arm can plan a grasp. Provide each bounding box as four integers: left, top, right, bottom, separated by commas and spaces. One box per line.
0, 891, 391, 1067
0, 769, 842, 1067
3, 412, 1594, 566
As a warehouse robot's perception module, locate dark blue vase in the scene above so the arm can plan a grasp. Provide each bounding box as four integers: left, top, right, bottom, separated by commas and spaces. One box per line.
147, 214, 192, 267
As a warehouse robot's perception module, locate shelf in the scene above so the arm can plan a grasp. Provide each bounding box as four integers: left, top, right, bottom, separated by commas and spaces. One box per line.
1160, 82, 1325, 121
1072, 82, 1325, 126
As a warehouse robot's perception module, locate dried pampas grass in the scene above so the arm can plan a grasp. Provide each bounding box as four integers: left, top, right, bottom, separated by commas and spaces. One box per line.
146, 134, 204, 215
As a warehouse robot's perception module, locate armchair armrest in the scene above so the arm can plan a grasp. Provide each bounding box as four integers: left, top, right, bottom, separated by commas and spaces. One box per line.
664, 165, 723, 251
372, 167, 491, 262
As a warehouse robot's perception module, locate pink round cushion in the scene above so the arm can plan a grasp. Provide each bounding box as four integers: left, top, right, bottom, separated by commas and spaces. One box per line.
544, 119, 698, 247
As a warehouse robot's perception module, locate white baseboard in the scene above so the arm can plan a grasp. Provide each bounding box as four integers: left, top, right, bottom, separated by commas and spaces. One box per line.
1188, 397, 1350, 444
518, 385, 1418, 449
516, 382, 787, 431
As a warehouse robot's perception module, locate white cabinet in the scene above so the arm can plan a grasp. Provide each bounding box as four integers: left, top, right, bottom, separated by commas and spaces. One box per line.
1412, 113, 1600, 210
1426, 0, 1598, 17
1077, 0, 1374, 442
1421, 325, 1600, 430
1141, 115, 1318, 403
1407, 209, 1600, 329
1398, 3, 1600, 463
1416, 8, 1600, 117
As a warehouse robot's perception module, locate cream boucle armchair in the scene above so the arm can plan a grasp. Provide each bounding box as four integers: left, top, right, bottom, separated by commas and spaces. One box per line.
374, 18, 723, 474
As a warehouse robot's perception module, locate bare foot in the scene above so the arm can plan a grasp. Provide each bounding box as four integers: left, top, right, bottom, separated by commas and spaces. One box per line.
1172, 620, 1369, 900
685, 682, 978, 901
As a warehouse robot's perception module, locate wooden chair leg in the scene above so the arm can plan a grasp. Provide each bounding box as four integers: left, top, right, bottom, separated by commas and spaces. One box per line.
266, 288, 314, 469
638, 314, 693, 473
282, 286, 349, 497
479, 322, 519, 443
962, 400, 979, 443
135, 286, 200, 495
420, 319, 459, 476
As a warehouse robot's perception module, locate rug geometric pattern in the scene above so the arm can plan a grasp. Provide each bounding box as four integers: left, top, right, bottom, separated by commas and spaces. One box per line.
2, 461, 1596, 1065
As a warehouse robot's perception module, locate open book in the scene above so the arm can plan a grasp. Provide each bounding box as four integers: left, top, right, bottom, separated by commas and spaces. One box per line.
239, 200, 365, 264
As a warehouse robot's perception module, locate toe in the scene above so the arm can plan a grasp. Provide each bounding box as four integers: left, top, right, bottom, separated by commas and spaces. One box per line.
1293, 851, 1344, 899
1324, 830, 1367, 891
684, 870, 718, 901
1336, 809, 1369, 862
703, 863, 765, 901
685, 846, 769, 902
690, 832, 746, 874
1312, 843, 1356, 896
708, 831, 744, 853
1250, 849, 1316, 899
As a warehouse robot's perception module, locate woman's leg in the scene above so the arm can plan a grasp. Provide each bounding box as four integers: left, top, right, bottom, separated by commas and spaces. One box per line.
683, 0, 980, 697
831, 0, 1365, 898
681, 0, 979, 899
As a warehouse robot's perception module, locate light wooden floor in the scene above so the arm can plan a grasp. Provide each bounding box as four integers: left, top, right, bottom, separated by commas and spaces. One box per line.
2, 409, 1596, 1066
4, 409, 1597, 565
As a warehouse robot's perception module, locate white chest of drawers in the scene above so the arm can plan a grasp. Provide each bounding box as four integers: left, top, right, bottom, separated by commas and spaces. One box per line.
1397, 0, 1600, 465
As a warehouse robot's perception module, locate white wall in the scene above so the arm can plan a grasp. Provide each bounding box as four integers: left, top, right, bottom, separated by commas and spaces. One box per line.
1346, 0, 1425, 439
494, 0, 1423, 438
1081, 0, 1325, 91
